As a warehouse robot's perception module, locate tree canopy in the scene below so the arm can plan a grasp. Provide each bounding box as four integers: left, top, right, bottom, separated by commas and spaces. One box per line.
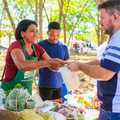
0, 0, 107, 46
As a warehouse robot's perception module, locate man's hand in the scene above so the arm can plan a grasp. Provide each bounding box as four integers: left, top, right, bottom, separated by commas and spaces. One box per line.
92, 95, 101, 110
67, 61, 80, 72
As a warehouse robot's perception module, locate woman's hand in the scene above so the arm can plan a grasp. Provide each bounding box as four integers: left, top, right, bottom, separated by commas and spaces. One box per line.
48, 58, 67, 70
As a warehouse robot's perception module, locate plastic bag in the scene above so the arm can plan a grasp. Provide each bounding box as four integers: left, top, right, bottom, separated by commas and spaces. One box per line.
5, 88, 34, 111
58, 67, 80, 90
0, 88, 6, 109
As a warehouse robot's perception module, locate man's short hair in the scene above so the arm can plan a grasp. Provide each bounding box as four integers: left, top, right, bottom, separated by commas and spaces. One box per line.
48, 22, 61, 31
98, 0, 120, 14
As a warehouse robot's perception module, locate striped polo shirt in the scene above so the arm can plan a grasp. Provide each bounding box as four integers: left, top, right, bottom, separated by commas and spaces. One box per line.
97, 30, 120, 112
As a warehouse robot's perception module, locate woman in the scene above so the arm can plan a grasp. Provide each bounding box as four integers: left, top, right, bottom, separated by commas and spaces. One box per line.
1, 19, 65, 94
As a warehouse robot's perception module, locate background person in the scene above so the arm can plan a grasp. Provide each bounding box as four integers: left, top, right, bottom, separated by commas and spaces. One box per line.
38, 22, 69, 101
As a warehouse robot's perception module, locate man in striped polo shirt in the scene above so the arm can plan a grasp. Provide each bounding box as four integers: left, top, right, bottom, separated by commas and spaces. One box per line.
68, 0, 120, 119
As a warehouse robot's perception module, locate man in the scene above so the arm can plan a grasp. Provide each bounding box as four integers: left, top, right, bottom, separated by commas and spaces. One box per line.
92, 42, 108, 110
38, 22, 69, 101
68, 0, 120, 119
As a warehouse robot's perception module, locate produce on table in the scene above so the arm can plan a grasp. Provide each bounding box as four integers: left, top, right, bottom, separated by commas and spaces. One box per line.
26, 98, 35, 109
34, 100, 85, 120
38, 112, 54, 120
17, 109, 44, 120
74, 95, 92, 108
55, 104, 85, 120
5, 87, 35, 111
78, 113, 85, 120
35, 101, 57, 113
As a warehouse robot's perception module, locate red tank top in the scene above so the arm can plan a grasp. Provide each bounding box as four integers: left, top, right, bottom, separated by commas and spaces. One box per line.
4, 41, 45, 82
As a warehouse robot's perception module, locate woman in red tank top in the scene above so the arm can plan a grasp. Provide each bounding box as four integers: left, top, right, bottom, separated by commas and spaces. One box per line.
1, 19, 66, 94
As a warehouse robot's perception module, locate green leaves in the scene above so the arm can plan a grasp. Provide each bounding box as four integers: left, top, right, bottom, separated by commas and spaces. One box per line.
0, 0, 98, 45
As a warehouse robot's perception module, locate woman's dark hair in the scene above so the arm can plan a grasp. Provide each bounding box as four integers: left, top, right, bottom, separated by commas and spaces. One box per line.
15, 19, 37, 40
48, 21, 61, 31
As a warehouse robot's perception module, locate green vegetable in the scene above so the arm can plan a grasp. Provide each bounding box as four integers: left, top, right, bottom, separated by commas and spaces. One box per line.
15, 84, 23, 89
5, 88, 31, 112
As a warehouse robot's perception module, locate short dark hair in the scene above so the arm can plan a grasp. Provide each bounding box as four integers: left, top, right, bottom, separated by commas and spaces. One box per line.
98, 0, 120, 14
48, 22, 61, 31
15, 19, 37, 40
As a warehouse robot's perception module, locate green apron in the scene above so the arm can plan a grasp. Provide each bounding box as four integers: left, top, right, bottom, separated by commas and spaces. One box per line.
1, 41, 38, 94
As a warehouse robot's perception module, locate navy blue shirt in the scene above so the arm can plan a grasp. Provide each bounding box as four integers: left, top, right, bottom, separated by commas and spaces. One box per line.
38, 40, 69, 88
98, 30, 120, 112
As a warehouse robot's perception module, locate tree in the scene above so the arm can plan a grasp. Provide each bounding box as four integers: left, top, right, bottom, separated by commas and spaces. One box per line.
38, 0, 43, 35
0, 0, 101, 46
57, 0, 67, 43
3, 0, 15, 31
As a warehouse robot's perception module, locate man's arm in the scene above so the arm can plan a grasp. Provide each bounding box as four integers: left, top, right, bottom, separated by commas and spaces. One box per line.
68, 61, 115, 81
87, 59, 100, 65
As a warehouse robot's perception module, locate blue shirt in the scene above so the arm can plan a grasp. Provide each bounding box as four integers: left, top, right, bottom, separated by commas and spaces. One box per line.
97, 30, 120, 112
38, 40, 69, 88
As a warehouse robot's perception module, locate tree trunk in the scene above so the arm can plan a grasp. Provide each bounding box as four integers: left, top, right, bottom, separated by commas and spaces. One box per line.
58, 0, 64, 24
96, 13, 101, 45
35, 0, 38, 23
63, 14, 67, 43
3, 0, 15, 31
38, 0, 43, 36
58, 0, 67, 43
43, 3, 49, 22
8, 34, 11, 46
